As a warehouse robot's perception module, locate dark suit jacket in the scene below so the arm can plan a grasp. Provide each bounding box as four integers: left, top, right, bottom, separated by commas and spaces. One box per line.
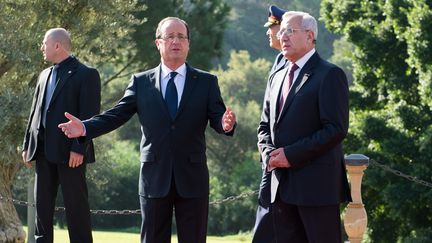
80, 63, 233, 198
257, 52, 351, 206
23, 56, 101, 164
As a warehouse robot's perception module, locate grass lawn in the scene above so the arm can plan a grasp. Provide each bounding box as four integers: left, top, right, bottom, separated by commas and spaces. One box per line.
23, 227, 252, 243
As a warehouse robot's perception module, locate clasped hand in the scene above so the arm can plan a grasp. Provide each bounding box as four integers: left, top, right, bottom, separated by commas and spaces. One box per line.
267, 148, 291, 171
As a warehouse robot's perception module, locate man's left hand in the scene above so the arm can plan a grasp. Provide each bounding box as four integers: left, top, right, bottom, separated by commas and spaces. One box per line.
222, 107, 236, 132
69, 151, 84, 168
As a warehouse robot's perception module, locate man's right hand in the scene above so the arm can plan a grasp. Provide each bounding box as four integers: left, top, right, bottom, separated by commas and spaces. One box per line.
21, 150, 32, 168
58, 112, 85, 138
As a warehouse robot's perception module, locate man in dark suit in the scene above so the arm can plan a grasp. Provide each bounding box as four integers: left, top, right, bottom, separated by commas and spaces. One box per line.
58, 17, 236, 243
257, 11, 351, 243
22, 28, 101, 243
252, 5, 286, 243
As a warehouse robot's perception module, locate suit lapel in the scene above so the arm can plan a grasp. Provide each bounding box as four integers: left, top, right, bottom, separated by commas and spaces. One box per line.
154, 65, 162, 95
153, 65, 172, 119
177, 64, 198, 117
271, 67, 289, 122
39, 68, 51, 105
49, 59, 79, 107
277, 53, 320, 121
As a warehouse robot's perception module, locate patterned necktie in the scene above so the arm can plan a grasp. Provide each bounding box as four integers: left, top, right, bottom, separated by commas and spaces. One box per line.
42, 65, 58, 127
165, 71, 178, 119
278, 63, 299, 113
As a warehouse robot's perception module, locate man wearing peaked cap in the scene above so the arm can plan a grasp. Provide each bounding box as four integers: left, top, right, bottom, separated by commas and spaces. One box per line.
251, 5, 287, 243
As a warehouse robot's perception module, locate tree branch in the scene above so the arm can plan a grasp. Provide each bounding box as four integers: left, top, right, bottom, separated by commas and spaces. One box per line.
103, 55, 137, 87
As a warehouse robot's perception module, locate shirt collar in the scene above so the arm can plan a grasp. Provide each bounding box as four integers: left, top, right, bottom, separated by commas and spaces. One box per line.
291, 48, 315, 69
161, 63, 187, 79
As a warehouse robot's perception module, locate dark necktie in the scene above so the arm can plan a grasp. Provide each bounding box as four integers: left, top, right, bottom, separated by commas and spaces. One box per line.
278, 63, 299, 113
165, 71, 178, 119
42, 65, 58, 127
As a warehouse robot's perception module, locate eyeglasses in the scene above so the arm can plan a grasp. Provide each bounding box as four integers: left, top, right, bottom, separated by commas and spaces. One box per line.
276, 28, 309, 39
158, 34, 189, 42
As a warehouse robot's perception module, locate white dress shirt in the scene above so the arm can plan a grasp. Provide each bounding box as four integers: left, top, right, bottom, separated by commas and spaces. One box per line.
160, 63, 187, 107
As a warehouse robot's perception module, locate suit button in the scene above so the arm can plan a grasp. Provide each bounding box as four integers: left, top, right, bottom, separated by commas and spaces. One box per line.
171, 125, 175, 130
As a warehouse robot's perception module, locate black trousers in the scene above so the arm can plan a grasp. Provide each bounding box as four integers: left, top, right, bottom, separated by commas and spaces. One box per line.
272, 198, 342, 243
34, 149, 92, 243
252, 170, 276, 243
139, 179, 208, 243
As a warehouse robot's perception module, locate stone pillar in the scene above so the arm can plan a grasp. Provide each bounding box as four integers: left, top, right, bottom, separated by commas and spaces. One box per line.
344, 154, 369, 243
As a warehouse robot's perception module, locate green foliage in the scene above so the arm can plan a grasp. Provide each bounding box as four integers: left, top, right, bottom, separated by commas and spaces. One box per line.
88, 138, 141, 228
330, 37, 354, 83
206, 50, 270, 234
321, 0, 432, 241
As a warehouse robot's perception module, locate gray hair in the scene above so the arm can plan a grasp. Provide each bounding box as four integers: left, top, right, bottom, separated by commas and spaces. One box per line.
155, 17, 190, 40
46, 28, 72, 51
283, 11, 318, 41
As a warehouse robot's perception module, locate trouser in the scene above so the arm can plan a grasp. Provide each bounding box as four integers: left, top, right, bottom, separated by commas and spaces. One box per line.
34, 148, 92, 243
272, 198, 342, 243
252, 170, 276, 243
139, 179, 208, 243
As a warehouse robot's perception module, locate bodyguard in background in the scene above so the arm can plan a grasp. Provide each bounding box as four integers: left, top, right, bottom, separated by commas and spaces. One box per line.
58, 17, 236, 243
257, 11, 351, 242
22, 28, 101, 243
252, 5, 286, 243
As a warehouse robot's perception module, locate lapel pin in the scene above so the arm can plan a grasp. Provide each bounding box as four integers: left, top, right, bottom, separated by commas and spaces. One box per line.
295, 72, 312, 93
68, 70, 72, 74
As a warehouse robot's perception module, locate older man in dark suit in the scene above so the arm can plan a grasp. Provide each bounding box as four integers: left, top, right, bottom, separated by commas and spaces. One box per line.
257, 11, 351, 243
22, 28, 101, 243
58, 17, 236, 243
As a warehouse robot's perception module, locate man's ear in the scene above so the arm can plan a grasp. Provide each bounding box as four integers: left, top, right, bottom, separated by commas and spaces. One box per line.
308, 31, 315, 44
155, 39, 160, 50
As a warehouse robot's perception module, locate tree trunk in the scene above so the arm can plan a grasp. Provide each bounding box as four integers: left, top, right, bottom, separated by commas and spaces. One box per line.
0, 163, 26, 243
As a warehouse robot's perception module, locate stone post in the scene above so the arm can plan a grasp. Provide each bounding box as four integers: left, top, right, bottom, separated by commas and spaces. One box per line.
344, 154, 369, 243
